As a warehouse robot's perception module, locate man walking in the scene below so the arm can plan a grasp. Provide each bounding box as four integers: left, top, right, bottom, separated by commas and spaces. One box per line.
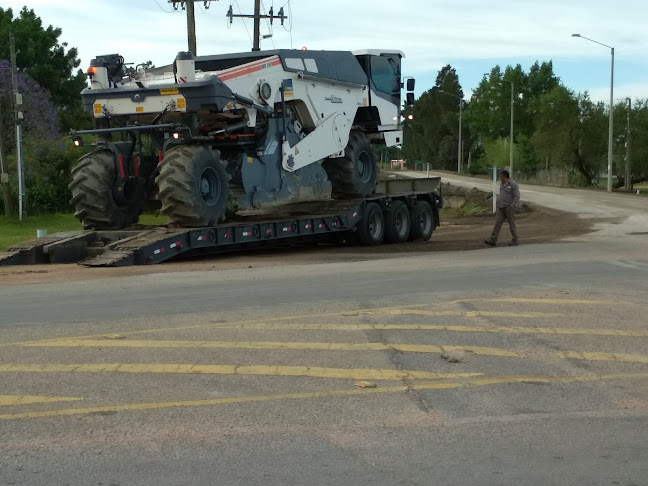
485, 170, 520, 246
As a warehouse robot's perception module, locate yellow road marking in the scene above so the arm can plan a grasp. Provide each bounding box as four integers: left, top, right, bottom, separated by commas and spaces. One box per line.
25, 339, 524, 357
447, 298, 617, 305
123, 322, 648, 338
24, 339, 648, 364
2, 372, 648, 421
389, 310, 561, 318
0, 363, 480, 381
0, 304, 427, 348
0, 395, 82, 407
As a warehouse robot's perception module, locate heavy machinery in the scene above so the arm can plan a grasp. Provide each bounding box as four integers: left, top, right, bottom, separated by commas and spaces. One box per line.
69, 48, 417, 229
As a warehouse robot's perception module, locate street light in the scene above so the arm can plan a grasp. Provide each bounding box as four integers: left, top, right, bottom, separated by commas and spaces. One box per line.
438, 90, 464, 173
572, 33, 614, 192
501, 80, 514, 179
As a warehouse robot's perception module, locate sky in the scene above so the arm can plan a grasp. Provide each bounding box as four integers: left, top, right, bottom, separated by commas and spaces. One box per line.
4, 0, 648, 103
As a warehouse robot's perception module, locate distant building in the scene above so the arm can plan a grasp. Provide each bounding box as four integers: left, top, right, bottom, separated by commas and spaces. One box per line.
390, 159, 406, 170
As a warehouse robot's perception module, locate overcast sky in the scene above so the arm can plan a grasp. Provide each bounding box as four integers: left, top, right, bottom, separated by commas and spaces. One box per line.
5, 0, 648, 102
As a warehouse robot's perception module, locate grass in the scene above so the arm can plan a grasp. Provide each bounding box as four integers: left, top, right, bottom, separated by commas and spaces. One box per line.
0, 213, 166, 251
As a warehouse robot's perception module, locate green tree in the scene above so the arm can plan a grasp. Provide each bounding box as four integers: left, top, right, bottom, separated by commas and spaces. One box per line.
402, 65, 468, 171
0, 7, 88, 131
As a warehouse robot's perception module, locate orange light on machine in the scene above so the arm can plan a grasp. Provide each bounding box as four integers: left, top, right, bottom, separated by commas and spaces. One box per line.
86, 66, 97, 77
301, 46, 308, 51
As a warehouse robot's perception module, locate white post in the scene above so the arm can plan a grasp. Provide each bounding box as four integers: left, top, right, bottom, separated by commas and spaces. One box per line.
607, 47, 614, 192
492, 166, 497, 214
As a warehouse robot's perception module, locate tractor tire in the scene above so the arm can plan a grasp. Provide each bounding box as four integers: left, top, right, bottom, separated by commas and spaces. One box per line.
323, 132, 378, 198
69, 150, 141, 230
156, 145, 229, 227
408, 201, 435, 241
355, 202, 385, 246
385, 200, 411, 244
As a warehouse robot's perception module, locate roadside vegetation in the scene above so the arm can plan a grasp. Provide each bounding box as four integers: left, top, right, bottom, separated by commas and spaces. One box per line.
0, 213, 167, 251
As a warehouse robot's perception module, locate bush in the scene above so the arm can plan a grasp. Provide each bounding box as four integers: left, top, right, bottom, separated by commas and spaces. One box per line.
0, 138, 90, 214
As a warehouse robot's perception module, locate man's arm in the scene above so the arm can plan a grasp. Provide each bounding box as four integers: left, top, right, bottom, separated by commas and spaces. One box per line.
512, 182, 521, 208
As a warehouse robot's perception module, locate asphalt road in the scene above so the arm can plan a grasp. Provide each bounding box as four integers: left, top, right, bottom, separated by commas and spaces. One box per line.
1, 176, 647, 485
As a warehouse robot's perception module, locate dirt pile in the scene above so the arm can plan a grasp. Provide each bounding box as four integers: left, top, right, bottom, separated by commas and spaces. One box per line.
441, 183, 531, 214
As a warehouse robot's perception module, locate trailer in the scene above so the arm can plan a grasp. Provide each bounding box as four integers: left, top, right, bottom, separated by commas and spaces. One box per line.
0, 177, 441, 267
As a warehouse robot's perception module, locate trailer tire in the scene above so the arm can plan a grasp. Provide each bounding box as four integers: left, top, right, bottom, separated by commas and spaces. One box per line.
385, 200, 411, 244
323, 132, 377, 198
355, 202, 385, 246
409, 201, 435, 241
69, 150, 141, 230
156, 145, 230, 227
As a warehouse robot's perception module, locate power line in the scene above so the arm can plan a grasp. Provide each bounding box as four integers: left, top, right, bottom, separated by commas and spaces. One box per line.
234, 1, 253, 46
153, 0, 174, 13
227, 0, 287, 51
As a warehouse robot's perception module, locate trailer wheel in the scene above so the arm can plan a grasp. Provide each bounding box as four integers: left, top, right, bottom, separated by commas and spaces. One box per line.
409, 201, 435, 241
69, 150, 141, 230
156, 145, 230, 227
323, 132, 378, 198
385, 200, 411, 243
355, 202, 384, 246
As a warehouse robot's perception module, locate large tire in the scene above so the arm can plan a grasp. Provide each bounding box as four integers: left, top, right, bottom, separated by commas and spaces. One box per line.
409, 201, 435, 241
156, 145, 229, 227
385, 200, 411, 244
69, 150, 141, 230
355, 202, 385, 246
323, 132, 378, 198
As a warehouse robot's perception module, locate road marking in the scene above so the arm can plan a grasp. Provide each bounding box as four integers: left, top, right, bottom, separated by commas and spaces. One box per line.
0, 304, 428, 348
0, 395, 82, 407
136, 322, 648, 338
0, 363, 480, 381
23, 339, 648, 364
25, 339, 524, 357
447, 298, 617, 305
2, 372, 648, 421
389, 310, 561, 318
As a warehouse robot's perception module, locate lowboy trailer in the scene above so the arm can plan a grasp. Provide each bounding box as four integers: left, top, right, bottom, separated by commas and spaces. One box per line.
0, 177, 442, 268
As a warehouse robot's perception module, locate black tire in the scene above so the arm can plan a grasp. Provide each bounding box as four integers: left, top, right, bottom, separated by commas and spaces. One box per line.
409, 201, 435, 241
355, 202, 385, 246
323, 132, 378, 198
69, 150, 141, 230
156, 145, 230, 227
385, 200, 411, 244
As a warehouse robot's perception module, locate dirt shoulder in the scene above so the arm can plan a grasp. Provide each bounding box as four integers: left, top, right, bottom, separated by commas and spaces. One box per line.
0, 203, 597, 287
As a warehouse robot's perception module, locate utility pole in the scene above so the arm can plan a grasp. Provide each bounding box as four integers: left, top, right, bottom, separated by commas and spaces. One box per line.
625, 97, 632, 191
226, 0, 287, 51
10, 32, 25, 221
0, 99, 13, 216
168, 1, 216, 55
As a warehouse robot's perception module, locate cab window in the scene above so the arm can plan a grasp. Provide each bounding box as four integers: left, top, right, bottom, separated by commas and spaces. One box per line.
371, 56, 398, 94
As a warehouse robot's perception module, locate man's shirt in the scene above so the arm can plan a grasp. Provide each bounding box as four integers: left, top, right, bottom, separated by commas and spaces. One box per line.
498, 180, 520, 208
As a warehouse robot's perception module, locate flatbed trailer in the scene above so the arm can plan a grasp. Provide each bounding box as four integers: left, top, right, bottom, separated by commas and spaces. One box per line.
0, 178, 442, 267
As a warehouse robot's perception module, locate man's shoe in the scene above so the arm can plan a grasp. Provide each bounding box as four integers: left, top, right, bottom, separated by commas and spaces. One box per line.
509, 241, 519, 246
484, 239, 496, 246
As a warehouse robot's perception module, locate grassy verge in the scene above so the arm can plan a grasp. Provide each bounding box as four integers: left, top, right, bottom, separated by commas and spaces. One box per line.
0, 213, 166, 251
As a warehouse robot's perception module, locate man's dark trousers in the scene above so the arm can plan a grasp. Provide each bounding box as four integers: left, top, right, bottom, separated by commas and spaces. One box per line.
490, 206, 518, 243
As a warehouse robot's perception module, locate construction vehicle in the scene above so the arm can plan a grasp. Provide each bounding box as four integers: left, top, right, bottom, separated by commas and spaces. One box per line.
68, 48, 417, 229
0, 48, 445, 268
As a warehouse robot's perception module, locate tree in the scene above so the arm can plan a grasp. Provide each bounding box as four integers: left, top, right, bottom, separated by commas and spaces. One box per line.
402, 65, 468, 170
0, 7, 88, 131
0, 60, 59, 153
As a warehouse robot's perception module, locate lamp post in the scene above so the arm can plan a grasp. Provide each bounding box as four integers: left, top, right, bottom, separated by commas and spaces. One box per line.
572, 33, 614, 192
438, 90, 464, 173
502, 80, 514, 178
